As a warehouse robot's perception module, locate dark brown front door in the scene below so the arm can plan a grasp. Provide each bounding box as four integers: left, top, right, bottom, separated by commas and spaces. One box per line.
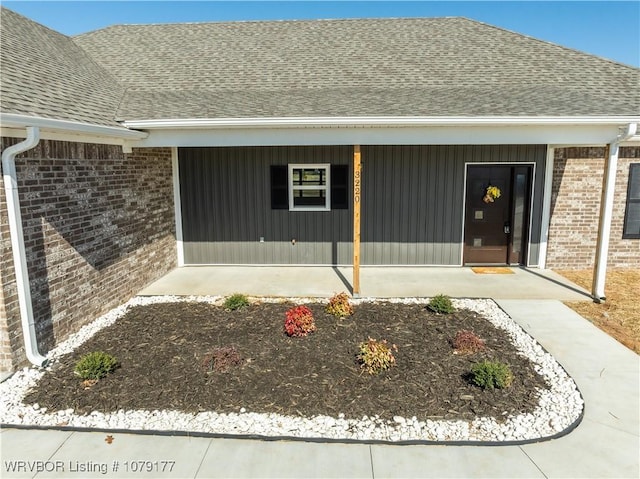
463, 165, 532, 265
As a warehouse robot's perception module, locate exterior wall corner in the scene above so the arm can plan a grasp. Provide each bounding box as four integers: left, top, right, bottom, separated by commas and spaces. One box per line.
0, 138, 177, 375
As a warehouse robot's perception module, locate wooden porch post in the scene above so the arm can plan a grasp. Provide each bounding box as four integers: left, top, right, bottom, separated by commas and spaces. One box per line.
353, 145, 361, 296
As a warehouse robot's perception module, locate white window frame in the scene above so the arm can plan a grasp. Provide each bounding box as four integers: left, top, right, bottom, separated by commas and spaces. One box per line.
288, 163, 331, 211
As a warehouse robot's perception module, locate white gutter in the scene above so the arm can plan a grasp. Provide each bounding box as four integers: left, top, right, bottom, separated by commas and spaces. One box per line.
0, 113, 147, 140
122, 116, 640, 130
1, 126, 47, 366
592, 123, 638, 302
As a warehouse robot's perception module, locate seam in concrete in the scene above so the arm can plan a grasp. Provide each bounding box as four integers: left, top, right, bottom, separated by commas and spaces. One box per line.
369, 444, 376, 479
193, 437, 214, 479
33, 430, 74, 479
518, 445, 549, 479
580, 417, 640, 438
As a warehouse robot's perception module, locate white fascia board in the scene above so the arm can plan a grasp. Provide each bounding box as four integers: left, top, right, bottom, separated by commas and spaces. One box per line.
131, 124, 627, 148
1, 127, 137, 147
0, 113, 147, 140
122, 116, 640, 129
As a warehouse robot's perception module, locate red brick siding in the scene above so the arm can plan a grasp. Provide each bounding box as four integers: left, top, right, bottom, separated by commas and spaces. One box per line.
546, 147, 640, 269
0, 139, 176, 374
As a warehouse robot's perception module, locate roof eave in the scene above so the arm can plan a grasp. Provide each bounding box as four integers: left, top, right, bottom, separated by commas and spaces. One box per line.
1, 113, 148, 140
121, 116, 640, 130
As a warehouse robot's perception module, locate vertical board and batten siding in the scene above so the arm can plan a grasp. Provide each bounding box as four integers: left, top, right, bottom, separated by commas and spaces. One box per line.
179, 146, 353, 265
179, 144, 546, 265
360, 145, 465, 264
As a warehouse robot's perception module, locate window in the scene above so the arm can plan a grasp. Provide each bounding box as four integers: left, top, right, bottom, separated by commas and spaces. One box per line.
623, 163, 640, 239
289, 164, 330, 211
271, 164, 349, 211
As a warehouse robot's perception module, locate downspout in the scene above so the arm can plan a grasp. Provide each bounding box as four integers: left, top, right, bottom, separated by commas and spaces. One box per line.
1, 126, 47, 366
592, 123, 637, 302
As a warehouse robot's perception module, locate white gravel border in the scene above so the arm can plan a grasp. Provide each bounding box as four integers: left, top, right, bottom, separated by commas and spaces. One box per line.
0, 296, 584, 442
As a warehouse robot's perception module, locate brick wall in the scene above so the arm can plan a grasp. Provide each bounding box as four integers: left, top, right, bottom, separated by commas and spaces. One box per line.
0, 155, 25, 376
0, 139, 177, 375
546, 146, 640, 269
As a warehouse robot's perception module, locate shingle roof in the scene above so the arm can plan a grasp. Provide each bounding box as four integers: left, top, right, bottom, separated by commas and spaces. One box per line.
2, 9, 638, 125
0, 8, 124, 127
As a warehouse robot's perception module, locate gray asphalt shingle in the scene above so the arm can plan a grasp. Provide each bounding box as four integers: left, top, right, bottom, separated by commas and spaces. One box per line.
73, 17, 640, 119
0, 8, 124, 127
2, 8, 638, 125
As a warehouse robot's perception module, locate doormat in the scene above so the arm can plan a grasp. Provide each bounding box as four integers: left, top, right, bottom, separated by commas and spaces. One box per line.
471, 267, 515, 275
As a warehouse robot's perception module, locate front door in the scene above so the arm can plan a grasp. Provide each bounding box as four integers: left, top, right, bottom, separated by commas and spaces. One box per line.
463, 165, 533, 265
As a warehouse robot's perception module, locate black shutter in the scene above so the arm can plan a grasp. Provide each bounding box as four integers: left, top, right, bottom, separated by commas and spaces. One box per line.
331, 165, 349, 209
271, 165, 288, 209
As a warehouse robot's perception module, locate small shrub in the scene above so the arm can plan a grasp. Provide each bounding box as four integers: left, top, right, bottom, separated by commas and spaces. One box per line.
452, 330, 485, 354
284, 305, 316, 337
357, 337, 398, 375
326, 292, 354, 318
224, 293, 250, 311
202, 346, 243, 373
74, 351, 119, 380
470, 360, 513, 389
427, 294, 455, 314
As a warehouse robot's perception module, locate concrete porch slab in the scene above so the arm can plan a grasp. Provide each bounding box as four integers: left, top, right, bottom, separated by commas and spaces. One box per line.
138, 266, 591, 301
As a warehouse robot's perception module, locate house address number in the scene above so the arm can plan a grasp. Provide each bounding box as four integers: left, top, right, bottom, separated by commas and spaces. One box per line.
354, 169, 361, 204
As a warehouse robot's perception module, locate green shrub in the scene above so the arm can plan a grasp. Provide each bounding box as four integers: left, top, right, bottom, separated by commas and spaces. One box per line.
224, 293, 250, 311
284, 305, 316, 337
326, 292, 354, 318
202, 346, 243, 373
470, 360, 513, 389
357, 337, 397, 375
427, 294, 455, 314
452, 330, 485, 354
74, 351, 119, 380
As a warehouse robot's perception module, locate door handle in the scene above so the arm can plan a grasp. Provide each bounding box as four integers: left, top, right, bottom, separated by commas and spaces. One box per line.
504, 223, 511, 234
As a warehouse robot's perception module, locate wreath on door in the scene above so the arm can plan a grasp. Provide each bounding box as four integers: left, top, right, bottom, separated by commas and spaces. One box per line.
483, 185, 501, 203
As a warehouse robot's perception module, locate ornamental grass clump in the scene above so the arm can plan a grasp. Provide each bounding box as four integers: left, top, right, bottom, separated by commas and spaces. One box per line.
74, 351, 119, 380
470, 360, 513, 389
357, 337, 398, 375
427, 294, 455, 314
224, 293, 250, 311
284, 305, 316, 337
452, 330, 486, 354
325, 292, 354, 318
202, 346, 243, 373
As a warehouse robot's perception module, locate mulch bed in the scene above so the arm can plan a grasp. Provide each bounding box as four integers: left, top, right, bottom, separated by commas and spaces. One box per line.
24, 301, 548, 422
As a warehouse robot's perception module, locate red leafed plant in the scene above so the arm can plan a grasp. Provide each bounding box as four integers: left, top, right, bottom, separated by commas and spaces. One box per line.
201, 346, 243, 373
284, 305, 316, 337
452, 330, 486, 354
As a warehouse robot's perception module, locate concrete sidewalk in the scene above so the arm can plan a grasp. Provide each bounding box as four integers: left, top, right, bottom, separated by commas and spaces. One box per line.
2, 300, 638, 478
138, 266, 592, 301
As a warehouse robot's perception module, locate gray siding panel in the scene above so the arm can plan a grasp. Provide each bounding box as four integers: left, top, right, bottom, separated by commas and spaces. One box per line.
180, 146, 352, 264
360, 145, 467, 265
179, 145, 546, 265
360, 145, 545, 265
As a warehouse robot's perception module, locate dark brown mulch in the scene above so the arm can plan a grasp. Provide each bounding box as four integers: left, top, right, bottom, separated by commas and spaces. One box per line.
25, 301, 548, 421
